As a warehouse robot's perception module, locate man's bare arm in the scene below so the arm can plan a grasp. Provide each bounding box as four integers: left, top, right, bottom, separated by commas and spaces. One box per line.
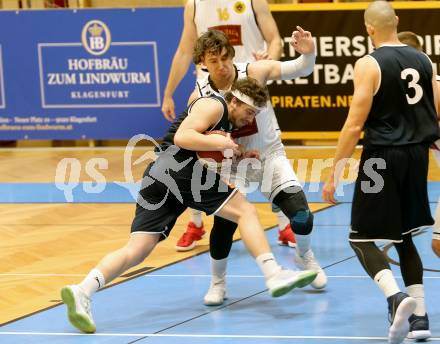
253, 0, 283, 60
174, 98, 237, 152
162, 0, 198, 122
322, 56, 377, 203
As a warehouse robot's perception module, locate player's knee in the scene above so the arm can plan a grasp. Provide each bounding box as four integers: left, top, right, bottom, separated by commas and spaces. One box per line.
239, 202, 258, 219
290, 209, 313, 235
273, 188, 313, 234
432, 239, 440, 257
125, 235, 158, 264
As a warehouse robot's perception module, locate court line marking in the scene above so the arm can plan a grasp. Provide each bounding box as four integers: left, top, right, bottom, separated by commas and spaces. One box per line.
1, 273, 439, 279
0, 332, 439, 341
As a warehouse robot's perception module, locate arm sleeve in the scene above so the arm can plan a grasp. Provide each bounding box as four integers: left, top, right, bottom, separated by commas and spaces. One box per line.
280, 53, 316, 79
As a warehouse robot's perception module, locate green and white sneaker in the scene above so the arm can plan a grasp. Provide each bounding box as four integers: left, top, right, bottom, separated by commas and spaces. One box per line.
61, 285, 96, 333
266, 269, 317, 297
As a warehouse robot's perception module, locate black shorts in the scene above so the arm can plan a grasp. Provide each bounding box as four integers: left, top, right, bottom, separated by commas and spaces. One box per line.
131, 159, 237, 240
350, 144, 434, 243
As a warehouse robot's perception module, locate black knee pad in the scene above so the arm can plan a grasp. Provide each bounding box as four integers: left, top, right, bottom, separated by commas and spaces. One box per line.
273, 187, 313, 235
209, 216, 238, 260
291, 210, 313, 235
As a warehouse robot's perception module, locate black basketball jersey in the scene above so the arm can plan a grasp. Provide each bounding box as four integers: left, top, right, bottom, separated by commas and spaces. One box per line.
363, 45, 440, 147
159, 95, 232, 160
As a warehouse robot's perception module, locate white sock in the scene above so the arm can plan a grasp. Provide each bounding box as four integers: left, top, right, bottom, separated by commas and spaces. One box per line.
295, 234, 312, 256
374, 269, 400, 298
79, 268, 105, 298
256, 253, 282, 279
190, 209, 203, 227
276, 211, 290, 231
407, 284, 426, 316
210, 257, 227, 284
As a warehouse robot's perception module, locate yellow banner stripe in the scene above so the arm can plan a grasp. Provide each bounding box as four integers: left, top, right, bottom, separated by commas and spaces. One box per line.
269, 1, 440, 12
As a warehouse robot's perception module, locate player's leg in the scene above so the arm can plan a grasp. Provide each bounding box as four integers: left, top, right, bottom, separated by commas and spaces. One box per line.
215, 191, 317, 297
203, 216, 237, 305
175, 208, 205, 251
350, 147, 418, 344
61, 164, 186, 333
349, 240, 415, 344
272, 187, 327, 289
399, 144, 434, 340
258, 154, 296, 247
264, 155, 326, 289
394, 235, 430, 340
272, 203, 296, 247
61, 232, 162, 331
203, 168, 244, 305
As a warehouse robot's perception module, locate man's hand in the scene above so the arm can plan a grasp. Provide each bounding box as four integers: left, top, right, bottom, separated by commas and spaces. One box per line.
322, 178, 337, 204
253, 51, 271, 61
290, 26, 315, 55
162, 96, 176, 122
210, 133, 239, 152
243, 149, 260, 160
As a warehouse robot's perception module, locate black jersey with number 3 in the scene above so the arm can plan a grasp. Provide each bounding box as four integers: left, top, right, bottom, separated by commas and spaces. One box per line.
363, 45, 440, 147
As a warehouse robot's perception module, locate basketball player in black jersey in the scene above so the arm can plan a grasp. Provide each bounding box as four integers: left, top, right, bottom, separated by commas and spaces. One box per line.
60, 77, 317, 334
322, 2, 439, 343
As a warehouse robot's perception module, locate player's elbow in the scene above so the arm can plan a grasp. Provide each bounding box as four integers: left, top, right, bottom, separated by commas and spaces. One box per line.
173, 131, 186, 148
271, 38, 284, 59
347, 125, 363, 137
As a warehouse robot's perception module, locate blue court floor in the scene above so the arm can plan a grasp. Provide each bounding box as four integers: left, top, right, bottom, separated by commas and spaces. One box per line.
0, 185, 439, 343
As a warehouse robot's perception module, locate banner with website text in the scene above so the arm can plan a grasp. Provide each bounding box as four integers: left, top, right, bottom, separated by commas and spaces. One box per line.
0, 8, 194, 140
270, 3, 440, 132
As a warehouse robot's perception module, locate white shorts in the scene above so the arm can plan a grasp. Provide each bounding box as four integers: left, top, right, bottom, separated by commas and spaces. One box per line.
221, 152, 300, 202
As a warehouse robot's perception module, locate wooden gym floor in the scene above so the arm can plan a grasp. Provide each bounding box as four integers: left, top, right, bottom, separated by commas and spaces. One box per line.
0, 146, 439, 326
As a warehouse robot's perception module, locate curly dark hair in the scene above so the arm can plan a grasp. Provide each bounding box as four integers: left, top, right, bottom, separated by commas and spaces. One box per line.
193, 30, 235, 65
224, 77, 268, 109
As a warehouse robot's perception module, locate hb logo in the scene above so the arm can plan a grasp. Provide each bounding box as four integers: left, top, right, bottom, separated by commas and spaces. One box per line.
81, 20, 111, 56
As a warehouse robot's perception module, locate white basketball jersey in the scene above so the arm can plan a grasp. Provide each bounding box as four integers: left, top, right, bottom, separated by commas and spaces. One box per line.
196, 63, 283, 157
194, 0, 265, 63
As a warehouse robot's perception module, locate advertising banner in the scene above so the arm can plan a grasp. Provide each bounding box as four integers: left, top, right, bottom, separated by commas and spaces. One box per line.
270, 3, 440, 131
0, 8, 194, 139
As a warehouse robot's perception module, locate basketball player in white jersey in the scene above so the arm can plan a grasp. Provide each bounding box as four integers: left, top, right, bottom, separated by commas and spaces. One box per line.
398, 31, 440, 259
163, 0, 283, 122
192, 29, 327, 306
162, 0, 296, 251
